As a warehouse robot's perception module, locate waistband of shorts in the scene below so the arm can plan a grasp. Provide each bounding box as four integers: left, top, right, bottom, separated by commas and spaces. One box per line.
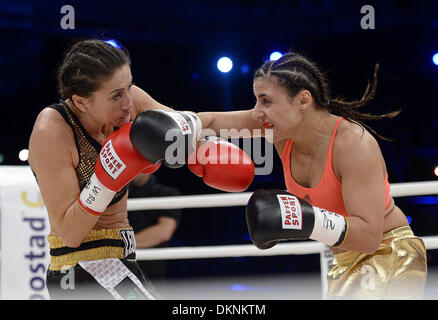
333, 225, 414, 266
381, 225, 413, 241
48, 227, 135, 271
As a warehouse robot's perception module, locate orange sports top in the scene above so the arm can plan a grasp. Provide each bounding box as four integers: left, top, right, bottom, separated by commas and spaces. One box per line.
280, 117, 391, 217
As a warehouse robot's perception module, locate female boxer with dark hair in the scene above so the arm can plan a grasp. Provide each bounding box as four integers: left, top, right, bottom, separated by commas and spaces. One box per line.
28, 39, 254, 299
198, 52, 427, 299
28, 39, 173, 300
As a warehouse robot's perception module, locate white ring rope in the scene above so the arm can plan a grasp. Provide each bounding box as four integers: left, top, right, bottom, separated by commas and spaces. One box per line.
127, 180, 438, 211
136, 242, 324, 261
136, 236, 438, 261
128, 180, 438, 261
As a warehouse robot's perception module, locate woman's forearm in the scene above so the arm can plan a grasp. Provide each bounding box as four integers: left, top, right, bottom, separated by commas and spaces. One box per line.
198, 110, 263, 138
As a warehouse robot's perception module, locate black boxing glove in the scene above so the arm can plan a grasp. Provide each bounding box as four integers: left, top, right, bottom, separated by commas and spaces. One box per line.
246, 189, 349, 250
130, 110, 201, 167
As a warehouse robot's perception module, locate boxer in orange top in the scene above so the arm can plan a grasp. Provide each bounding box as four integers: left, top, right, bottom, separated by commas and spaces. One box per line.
198, 52, 427, 299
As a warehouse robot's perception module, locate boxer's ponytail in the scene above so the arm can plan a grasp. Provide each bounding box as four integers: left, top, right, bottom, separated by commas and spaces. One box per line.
57, 39, 130, 101
254, 52, 400, 141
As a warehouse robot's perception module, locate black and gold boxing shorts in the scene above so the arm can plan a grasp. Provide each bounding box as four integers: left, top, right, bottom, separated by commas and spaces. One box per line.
48, 227, 136, 271
46, 227, 158, 300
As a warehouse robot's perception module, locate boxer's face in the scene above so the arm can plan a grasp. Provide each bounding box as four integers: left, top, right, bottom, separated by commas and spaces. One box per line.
252, 77, 304, 141
87, 64, 134, 127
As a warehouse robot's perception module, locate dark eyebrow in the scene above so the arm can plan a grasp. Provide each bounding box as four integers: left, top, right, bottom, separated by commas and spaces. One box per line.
108, 79, 134, 95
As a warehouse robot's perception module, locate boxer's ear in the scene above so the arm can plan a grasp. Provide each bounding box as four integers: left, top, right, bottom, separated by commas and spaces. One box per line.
298, 89, 312, 110
71, 94, 90, 113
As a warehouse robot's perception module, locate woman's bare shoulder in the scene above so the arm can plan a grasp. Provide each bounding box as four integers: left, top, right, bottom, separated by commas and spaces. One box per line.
33, 107, 69, 130
333, 119, 383, 178
335, 119, 380, 154
29, 107, 76, 167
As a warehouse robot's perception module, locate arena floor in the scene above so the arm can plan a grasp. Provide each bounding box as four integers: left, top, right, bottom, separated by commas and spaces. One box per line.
152, 267, 438, 300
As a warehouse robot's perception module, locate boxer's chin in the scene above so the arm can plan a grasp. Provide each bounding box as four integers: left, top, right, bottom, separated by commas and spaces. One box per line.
116, 115, 131, 127
264, 128, 275, 143
118, 118, 130, 127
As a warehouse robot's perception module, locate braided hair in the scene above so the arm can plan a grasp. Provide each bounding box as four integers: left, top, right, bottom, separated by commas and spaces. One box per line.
57, 39, 131, 101
254, 52, 400, 141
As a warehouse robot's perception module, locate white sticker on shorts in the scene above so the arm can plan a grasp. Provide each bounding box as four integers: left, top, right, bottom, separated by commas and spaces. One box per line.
277, 194, 302, 230
99, 140, 127, 180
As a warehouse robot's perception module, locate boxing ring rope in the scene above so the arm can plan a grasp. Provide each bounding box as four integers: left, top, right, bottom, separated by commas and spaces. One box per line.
136, 236, 438, 261
128, 180, 438, 211
129, 180, 438, 261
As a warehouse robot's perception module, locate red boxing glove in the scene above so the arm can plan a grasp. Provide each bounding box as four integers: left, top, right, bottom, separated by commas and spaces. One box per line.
79, 122, 161, 215
188, 136, 254, 192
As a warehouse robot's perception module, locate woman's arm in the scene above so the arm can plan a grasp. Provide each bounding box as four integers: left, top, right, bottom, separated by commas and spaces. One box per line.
334, 130, 386, 254
131, 85, 263, 138
131, 85, 173, 115
197, 109, 264, 138
134, 217, 178, 248
28, 109, 100, 247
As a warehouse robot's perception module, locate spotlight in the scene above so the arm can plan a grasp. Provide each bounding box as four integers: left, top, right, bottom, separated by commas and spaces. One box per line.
433, 53, 438, 66
19, 149, 29, 162
105, 39, 122, 49
217, 57, 233, 73
269, 51, 283, 61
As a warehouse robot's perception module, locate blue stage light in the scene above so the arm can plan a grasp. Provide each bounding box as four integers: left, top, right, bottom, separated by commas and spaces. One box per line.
230, 284, 248, 291
411, 196, 438, 204
105, 39, 122, 49
269, 51, 283, 61
433, 53, 438, 66
240, 64, 250, 74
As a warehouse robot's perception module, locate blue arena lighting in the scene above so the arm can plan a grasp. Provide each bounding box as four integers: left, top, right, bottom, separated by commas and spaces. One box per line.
230, 284, 249, 291
240, 64, 250, 74
406, 216, 412, 225
227, 284, 259, 291
269, 51, 283, 61
105, 39, 122, 49
217, 57, 233, 73
410, 196, 438, 204
433, 53, 438, 66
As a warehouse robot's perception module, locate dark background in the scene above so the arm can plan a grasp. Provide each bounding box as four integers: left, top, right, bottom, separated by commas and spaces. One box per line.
1, 0, 438, 279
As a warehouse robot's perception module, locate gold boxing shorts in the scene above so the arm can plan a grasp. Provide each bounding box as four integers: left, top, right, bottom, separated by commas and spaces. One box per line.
326, 226, 427, 300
